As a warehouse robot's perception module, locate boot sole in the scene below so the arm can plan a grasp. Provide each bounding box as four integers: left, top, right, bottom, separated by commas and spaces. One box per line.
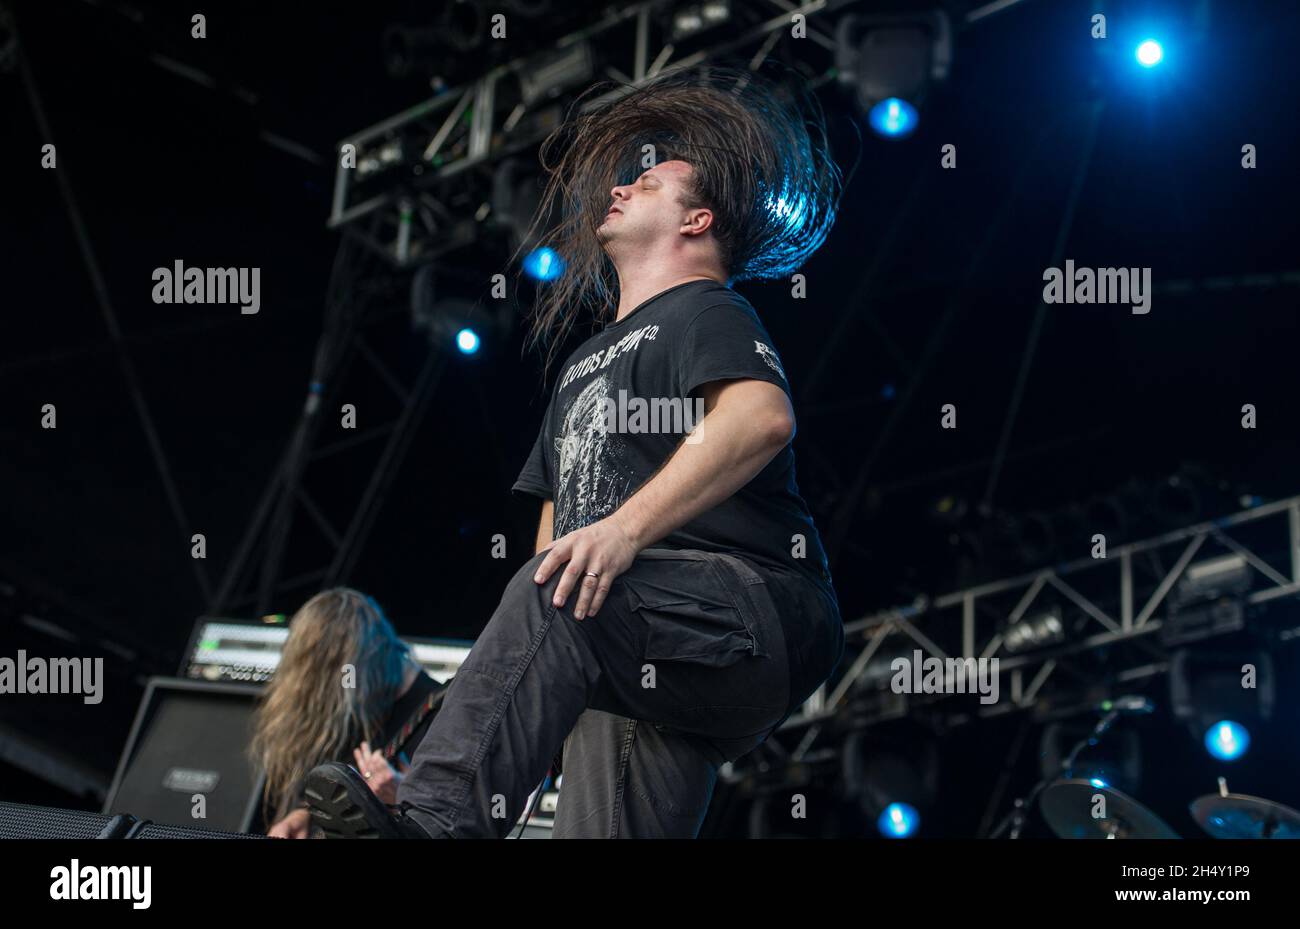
304, 762, 405, 839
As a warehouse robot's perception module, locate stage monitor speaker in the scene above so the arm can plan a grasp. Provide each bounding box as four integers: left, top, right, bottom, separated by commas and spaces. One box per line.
103, 678, 264, 834
0, 800, 115, 839
0, 801, 266, 839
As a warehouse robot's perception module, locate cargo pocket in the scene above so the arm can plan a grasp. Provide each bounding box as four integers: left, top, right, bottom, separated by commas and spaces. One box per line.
624, 554, 758, 668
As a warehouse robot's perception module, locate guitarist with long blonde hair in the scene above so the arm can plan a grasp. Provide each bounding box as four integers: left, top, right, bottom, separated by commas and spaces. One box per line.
250, 588, 443, 838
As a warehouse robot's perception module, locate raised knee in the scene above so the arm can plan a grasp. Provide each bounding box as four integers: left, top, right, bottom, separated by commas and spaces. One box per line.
506, 551, 562, 604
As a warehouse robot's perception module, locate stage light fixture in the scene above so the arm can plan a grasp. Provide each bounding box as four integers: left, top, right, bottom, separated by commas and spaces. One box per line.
670, 0, 731, 41
868, 97, 918, 138
878, 802, 920, 838
1003, 607, 1066, 654
410, 265, 513, 358
1163, 553, 1251, 646
455, 328, 481, 355
517, 42, 594, 106
1170, 648, 1273, 763
1136, 39, 1164, 67
835, 11, 952, 140
356, 139, 404, 179
842, 733, 936, 839
1178, 554, 1251, 602
523, 246, 565, 281
1204, 720, 1250, 761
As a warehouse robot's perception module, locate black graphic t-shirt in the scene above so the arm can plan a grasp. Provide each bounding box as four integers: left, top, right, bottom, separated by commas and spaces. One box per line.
513, 278, 833, 591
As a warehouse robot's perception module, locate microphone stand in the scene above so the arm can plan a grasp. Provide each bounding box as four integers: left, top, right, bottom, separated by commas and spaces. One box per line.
987, 707, 1123, 839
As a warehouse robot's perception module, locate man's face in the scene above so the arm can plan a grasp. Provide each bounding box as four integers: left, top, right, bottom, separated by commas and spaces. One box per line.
597, 160, 702, 250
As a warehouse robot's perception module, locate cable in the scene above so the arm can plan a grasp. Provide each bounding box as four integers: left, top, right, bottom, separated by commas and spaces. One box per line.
511, 766, 554, 838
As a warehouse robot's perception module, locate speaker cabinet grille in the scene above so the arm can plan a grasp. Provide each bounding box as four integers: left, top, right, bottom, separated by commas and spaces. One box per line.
104, 679, 265, 833
0, 801, 113, 840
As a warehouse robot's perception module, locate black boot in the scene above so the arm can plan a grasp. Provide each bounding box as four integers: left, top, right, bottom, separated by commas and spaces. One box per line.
304, 762, 438, 839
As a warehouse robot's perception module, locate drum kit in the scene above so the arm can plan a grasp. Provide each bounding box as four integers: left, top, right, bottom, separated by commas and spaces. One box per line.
1038, 776, 1300, 839
988, 696, 1298, 839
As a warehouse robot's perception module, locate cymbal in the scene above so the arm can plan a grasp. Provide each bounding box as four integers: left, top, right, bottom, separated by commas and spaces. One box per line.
1191, 793, 1300, 839
1040, 779, 1180, 839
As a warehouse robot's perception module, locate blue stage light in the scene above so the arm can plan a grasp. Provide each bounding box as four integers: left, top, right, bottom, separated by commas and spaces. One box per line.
877, 802, 920, 838
1089, 777, 1109, 789
868, 98, 918, 139
1204, 720, 1250, 761
455, 328, 481, 355
523, 247, 565, 281
1135, 39, 1164, 68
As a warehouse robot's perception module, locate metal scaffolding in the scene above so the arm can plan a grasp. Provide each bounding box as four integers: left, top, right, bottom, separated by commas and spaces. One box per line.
327, 0, 851, 267
207, 226, 451, 617
772, 494, 1300, 764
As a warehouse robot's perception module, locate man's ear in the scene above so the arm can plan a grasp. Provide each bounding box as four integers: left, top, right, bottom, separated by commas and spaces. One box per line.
680, 207, 714, 237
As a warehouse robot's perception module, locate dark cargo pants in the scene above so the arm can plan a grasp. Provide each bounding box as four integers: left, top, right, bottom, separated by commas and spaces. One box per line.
397, 547, 840, 838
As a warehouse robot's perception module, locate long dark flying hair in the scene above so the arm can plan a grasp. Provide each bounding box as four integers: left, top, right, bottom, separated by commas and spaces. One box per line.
517, 63, 843, 375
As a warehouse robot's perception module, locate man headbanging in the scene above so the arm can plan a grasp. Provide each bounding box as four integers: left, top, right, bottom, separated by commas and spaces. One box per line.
306, 63, 848, 839
524, 63, 842, 366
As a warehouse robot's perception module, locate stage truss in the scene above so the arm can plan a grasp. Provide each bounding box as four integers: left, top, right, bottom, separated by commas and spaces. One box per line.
745, 494, 1300, 779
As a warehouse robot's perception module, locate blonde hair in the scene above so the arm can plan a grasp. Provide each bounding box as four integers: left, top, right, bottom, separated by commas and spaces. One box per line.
249, 588, 412, 823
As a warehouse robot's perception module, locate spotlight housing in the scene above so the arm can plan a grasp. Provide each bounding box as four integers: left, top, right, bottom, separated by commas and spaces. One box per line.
835, 11, 952, 139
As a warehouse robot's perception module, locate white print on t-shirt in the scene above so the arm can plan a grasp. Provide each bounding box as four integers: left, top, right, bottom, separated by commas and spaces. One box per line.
754, 341, 786, 381
553, 374, 634, 537
557, 323, 660, 393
